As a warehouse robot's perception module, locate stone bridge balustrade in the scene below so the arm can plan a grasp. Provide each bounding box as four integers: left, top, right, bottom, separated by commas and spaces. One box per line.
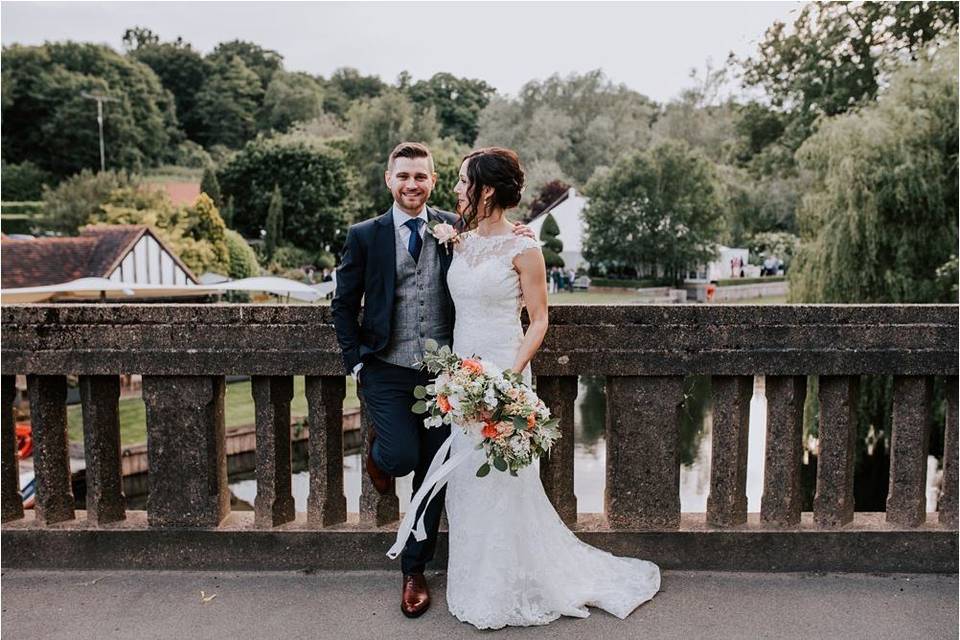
0, 304, 957, 573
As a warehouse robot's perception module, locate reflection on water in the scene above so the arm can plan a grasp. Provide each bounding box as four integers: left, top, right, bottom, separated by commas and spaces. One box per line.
230, 375, 943, 514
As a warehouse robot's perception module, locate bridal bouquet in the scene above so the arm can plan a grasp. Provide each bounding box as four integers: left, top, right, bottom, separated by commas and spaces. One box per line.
412, 339, 561, 477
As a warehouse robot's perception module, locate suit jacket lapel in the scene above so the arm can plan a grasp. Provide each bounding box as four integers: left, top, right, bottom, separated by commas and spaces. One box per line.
374, 210, 396, 304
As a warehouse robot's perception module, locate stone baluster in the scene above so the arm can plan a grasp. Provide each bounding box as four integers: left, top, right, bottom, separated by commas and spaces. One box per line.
306, 376, 347, 527
605, 376, 682, 530
79, 375, 126, 525
252, 376, 295, 528
358, 387, 399, 525
886, 376, 933, 526
143, 376, 229, 527
706, 376, 752, 527
940, 377, 958, 527
536, 376, 578, 524
27, 375, 75, 525
2, 375, 23, 522
761, 376, 806, 527
813, 376, 859, 528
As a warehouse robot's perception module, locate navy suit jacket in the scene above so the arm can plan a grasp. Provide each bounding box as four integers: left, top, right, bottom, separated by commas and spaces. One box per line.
331, 206, 460, 372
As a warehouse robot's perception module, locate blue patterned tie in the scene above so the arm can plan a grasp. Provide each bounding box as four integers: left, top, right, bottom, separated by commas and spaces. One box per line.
405, 218, 423, 262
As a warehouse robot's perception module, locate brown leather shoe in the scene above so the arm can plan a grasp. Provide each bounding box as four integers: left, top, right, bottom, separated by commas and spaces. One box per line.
366, 426, 392, 495
401, 573, 430, 618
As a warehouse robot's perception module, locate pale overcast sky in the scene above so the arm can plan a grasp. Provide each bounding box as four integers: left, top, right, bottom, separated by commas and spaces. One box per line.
1, 1, 802, 103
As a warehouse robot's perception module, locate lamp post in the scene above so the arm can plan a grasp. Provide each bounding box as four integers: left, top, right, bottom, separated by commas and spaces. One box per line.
81, 92, 120, 172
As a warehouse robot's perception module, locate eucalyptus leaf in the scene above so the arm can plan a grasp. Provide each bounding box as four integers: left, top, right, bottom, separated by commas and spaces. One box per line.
424, 338, 439, 352
413, 385, 427, 399
512, 416, 528, 431
476, 463, 491, 478
493, 456, 507, 472
411, 400, 427, 414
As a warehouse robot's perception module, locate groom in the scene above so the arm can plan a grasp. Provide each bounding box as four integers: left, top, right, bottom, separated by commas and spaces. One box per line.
332, 142, 533, 618
331, 142, 457, 619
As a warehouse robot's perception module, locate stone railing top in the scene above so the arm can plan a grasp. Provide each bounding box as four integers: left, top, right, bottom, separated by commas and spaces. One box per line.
1, 303, 957, 376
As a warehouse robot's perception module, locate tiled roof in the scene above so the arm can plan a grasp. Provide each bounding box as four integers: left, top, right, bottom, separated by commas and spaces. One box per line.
1, 237, 100, 288
80, 225, 146, 276
1, 224, 196, 289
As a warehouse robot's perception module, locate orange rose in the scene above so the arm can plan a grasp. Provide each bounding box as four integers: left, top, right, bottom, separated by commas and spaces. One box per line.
437, 395, 451, 413
482, 421, 499, 439
461, 359, 484, 375
526, 413, 537, 430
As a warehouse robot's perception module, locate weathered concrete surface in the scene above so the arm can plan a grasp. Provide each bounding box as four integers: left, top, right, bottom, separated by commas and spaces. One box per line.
1, 569, 956, 640
2, 304, 957, 376
3, 512, 957, 573
79, 375, 126, 525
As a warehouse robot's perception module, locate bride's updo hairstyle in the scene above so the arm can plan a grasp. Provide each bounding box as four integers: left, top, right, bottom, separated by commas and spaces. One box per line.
461, 147, 525, 230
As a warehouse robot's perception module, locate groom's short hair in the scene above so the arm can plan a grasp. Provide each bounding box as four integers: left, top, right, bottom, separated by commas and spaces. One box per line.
387, 142, 434, 173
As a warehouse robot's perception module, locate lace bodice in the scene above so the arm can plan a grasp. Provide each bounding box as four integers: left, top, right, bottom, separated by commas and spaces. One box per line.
446, 231, 541, 374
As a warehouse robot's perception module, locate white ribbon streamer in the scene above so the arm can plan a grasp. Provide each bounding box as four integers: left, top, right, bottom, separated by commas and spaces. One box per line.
386, 432, 475, 559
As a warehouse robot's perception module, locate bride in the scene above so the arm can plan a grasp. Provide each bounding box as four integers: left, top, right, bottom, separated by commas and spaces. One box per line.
398, 147, 661, 629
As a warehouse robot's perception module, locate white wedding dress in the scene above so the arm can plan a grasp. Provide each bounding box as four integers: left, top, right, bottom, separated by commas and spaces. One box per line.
442, 230, 661, 629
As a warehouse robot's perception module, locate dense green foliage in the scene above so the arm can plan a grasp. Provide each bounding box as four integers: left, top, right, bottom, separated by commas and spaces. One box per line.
39, 169, 138, 234
200, 165, 222, 208
217, 138, 355, 252
0, 160, 53, 201
583, 141, 724, 284
224, 228, 260, 279
789, 40, 958, 303
1, 42, 176, 178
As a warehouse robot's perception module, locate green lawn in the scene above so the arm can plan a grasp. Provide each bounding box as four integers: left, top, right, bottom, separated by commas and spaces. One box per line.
67, 376, 359, 447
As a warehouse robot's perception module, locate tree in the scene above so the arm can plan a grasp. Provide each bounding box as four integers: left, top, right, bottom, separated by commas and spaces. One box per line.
221, 194, 236, 227
190, 56, 264, 148
123, 27, 212, 142
208, 40, 283, 92
1, 42, 176, 178
265, 184, 283, 259
475, 70, 657, 185
261, 71, 324, 132
736, 2, 959, 150
582, 140, 724, 285
200, 165, 222, 208
39, 169, 137, 233
429, 147, 465, 214
224, 228, 260, 279
217, 138, 356, 252
1, 160, 53, 201
789, 39, 958, 304
321, 67, 387, 117
529, 180, 571, 218
539, 213, 565, 268
406, 72, 495, 145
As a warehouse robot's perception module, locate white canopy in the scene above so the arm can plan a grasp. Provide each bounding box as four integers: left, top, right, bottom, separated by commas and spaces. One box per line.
1, 275, 325, 303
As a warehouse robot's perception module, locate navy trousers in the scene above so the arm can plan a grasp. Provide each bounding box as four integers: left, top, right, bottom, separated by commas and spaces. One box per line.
359, 357, 450, 575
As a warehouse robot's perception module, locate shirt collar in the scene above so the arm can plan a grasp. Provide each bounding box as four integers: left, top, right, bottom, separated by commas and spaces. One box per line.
392, 203, 429, 229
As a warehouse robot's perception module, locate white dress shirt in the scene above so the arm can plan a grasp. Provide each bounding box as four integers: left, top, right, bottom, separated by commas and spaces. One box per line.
392, 203, 429, 244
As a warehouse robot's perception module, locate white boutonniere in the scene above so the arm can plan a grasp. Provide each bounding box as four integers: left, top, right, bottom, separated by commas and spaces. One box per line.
428, 220, 460, 254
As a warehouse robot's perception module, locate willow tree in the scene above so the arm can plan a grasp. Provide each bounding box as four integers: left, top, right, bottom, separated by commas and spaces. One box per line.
790, 39, 959, 304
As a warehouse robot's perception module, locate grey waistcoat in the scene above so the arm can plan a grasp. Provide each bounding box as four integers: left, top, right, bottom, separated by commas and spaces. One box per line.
376, 225, 453, 369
